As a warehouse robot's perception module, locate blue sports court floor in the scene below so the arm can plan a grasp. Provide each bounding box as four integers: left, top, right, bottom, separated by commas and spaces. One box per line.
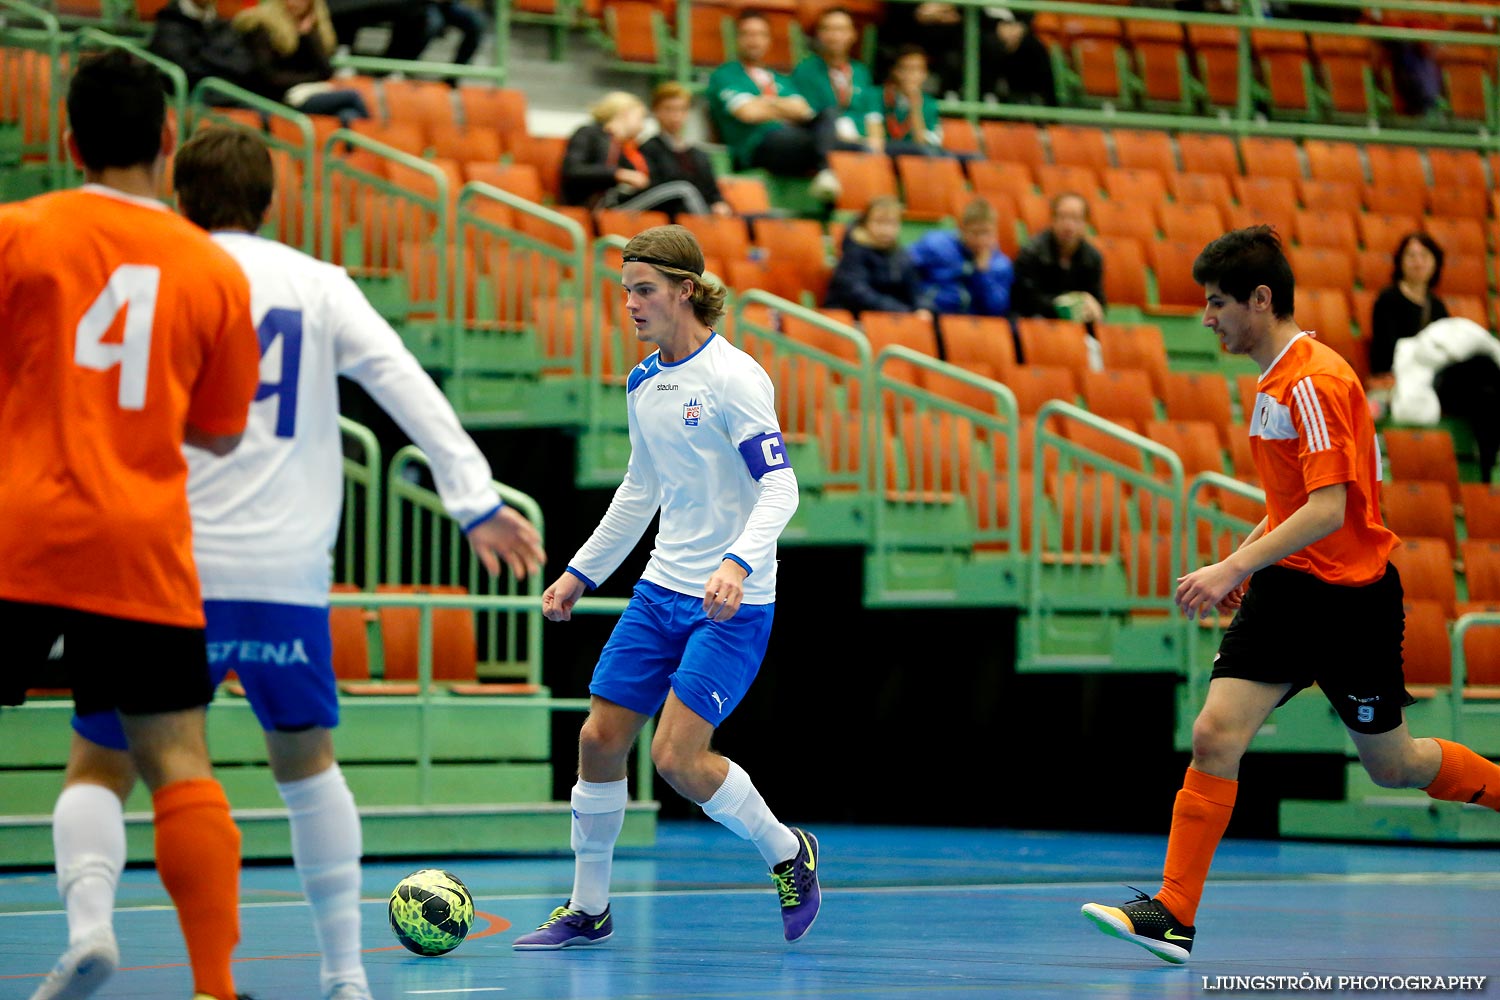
1, 822, 1496, 999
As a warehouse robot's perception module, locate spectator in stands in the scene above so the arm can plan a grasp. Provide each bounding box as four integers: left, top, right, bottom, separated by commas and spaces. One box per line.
707, 10, 842, 202
1372, 232, 1500, 483
876, 2, 1006, 98
640, 82, 734, 218
879, 45, 950, 158
147, 0, 257, 91
825, 196, 929, 319
986, 8, 1055, 106
563, 91, 711, 215
791, 6, 884, 154
234, 0, 370, 125
420, 0, 485, 80
1369, 232, 1448, 379
326, 0, 428, 64
1012, 193, 1106, 325
908, 197, 1014, 317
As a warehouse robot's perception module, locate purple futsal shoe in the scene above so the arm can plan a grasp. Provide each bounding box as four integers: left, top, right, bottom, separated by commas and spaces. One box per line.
771, 827, 821, 942
512, 903, 613, 950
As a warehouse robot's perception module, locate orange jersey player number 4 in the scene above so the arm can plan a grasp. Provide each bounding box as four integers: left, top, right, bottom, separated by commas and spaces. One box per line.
0, 187, 260, 628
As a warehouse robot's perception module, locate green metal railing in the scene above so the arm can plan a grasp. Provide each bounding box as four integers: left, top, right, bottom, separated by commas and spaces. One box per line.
1450, 610, 1500, 748
337, 416, 383, 591
873, 345, 1022, 539
0, 0, 65, 188
325, 589, 650, 807
322, 130, 447, 305
905, 0, 1500, 149
454, 181, 588, 380
191, 77, 317, 255
731, 290, 874, 490
1024, 400, 1186, 667
385, 443, 545, 684
1182, 472, 1266, 708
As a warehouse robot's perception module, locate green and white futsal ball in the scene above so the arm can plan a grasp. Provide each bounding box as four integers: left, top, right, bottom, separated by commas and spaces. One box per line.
388, 868, 475, 956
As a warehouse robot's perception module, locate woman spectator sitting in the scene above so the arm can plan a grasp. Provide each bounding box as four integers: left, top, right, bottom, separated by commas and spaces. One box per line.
562, 91, 709, 214
234, 0, 370, 125
1373, 231, 1500, 483
825, 196, 929, 320
1369, 232, 1449, 379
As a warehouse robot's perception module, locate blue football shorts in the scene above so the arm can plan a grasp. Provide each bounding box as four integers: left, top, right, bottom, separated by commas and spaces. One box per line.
589, 579, 775, 725
73, 600, 338, 751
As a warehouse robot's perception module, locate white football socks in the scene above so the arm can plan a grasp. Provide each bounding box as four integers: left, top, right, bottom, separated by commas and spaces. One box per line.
569, 778, 628, 917
52, 783, 125, 945
701, 759, 798, 868
277, 764, 367, 994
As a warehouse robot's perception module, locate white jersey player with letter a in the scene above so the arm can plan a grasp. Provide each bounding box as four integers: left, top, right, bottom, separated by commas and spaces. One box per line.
190, 232, 502, 604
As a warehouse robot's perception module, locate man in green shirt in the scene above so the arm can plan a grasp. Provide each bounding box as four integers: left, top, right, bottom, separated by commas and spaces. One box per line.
790, 7, 883, 152
707, 9, 842, 201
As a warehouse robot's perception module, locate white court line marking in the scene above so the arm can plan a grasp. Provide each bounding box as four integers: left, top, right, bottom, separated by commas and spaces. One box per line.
2, 873, 1497, 920
406, 989, 507, 995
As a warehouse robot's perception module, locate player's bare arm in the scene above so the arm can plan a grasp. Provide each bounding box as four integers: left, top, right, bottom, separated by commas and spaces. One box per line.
702, 558, 749, 621
1176, 485, 1346, 619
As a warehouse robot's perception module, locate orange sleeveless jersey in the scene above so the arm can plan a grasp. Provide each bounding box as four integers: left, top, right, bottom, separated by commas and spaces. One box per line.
0, 187, 259, 627
1247, 331, 1397, 586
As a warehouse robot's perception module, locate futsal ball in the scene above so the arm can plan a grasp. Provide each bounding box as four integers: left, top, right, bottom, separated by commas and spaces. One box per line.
388, 868, 475, 956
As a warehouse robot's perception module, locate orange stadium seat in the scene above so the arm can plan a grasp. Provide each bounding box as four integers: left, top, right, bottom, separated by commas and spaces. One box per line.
1038, 164, 1100, 201
1439, 256, 1491, 298
1016, 318, 1092, 372
430, 124, 501, 165
1462, 484, 1500, 541
1159, 201, 1225, 245
1096, 322, 1169, 397
1127, 20, 1189, 105
678, 214, 750, 263
864, 311, 939, 357
980, 121, 1046, 170
1238, 137, 1302, 180
968, 160, 1034, 200
1401, 599, 1452, 687
829, 151, 898, 212
1093, 235, 1149, 308
1386, 428, 1458, 503
1424, 216, 1486, 256
1082, 369, 1157, 426
1177, 132, 1238, 177
384, 79, 456, 139
1188, 25, 1242, 107
1145, 419, 1226, 479
1004, 365, 1078, 417
1457, 601, 1500, 686
459, 87, 528, 154
1114, 129, 1176, 176
896, 155, 966, 222
1389, 538, 1458, 618
939, 315, 1017, 377
1304, 139, 1364, 185
1047, 125, 1111, 172
939, 117, 981, 155
1254, 29, 1314, 113
1091, 197, 1157, 244
1162, 371, 1234, 444
717, 175, 771, 214
1288, 246, 1354, 291
1168, 172, 1232, 212
1314, 34, 1378, 115
1365, 143, 1425, 192
1147, 239, 1208, 312
1293, 209, 1358, 255
1358, 212, 1421, 255
375, 584, 478, 684
1102, 167, 1166, 206
1462, 540, 1500, 602
751, 217, 829, 272
1296, 177, 1361, 215
1385, 481, 1458, 556
509, 135, 567, 201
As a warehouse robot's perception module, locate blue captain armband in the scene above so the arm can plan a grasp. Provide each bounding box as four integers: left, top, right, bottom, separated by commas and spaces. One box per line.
738, 431, 792, 480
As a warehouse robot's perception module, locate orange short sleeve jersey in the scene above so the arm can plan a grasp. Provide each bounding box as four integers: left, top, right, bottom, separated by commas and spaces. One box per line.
0, 186, 260, 627
1247, 331, 1398, 586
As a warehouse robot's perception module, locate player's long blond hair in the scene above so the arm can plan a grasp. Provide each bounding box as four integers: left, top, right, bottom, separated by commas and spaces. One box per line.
623, 225, 728, 328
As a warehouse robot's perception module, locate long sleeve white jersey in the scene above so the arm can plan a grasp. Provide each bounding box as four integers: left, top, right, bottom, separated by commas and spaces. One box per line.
189, 232, 501, 606
567, 332, 799, 605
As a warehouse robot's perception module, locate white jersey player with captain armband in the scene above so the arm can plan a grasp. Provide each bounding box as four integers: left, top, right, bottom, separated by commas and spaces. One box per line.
54, 129, 544, 1000
513, 224, 821, 954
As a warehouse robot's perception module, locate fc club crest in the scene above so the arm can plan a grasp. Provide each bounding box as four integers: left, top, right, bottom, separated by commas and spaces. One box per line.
683, 398, 702, 426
